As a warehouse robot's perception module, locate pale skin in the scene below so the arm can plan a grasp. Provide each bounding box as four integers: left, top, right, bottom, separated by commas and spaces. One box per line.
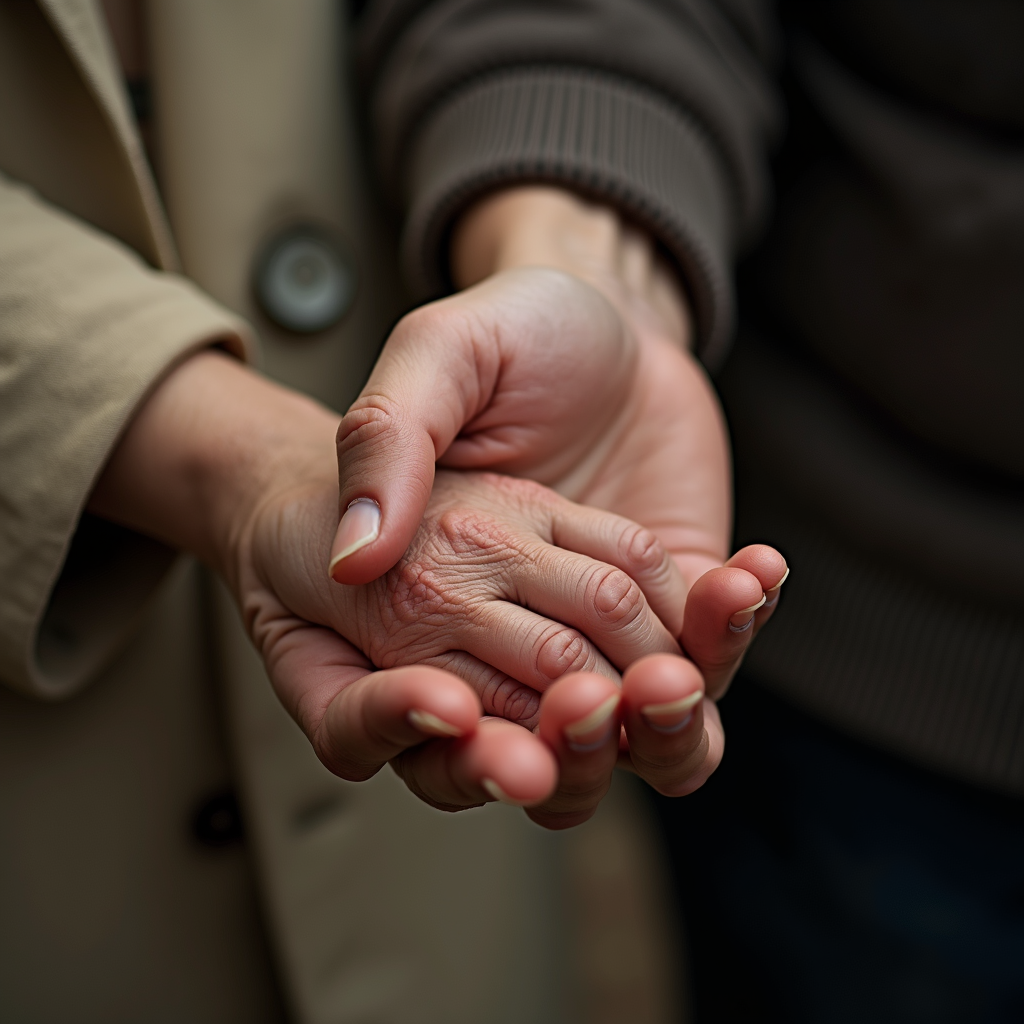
90, 185, 787, 829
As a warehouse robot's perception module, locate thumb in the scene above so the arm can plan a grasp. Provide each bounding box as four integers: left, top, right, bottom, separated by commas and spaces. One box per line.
329, 301, 501, 584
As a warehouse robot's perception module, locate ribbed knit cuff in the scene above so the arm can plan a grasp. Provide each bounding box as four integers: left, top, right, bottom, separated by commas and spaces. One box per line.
401, 68, 737, 367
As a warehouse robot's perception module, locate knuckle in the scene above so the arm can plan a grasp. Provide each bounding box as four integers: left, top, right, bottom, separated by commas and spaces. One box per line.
388, 560, 456, 624
480, 672, 541, 726
424, 653, 541, 728
435, 507, 522, 566
364, 563, 465, 667
336, 395, 399, 456
620, 524, 667, 576
536, 627, 591, 681
592, 567, 645, 629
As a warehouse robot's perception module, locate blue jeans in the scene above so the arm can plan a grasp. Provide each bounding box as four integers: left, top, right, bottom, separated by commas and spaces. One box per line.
652, 679, 1024, 1024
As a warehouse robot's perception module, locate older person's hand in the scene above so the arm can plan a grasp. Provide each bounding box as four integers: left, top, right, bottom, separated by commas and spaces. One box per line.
244, 465, 707, 810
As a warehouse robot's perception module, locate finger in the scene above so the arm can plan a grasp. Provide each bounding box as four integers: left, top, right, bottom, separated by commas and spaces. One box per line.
512, 541, 681, 671
261, 617, 373, 733
550, 503, 687, 636
311, 666, 482, 782
260, 621, 485, 785
680, 566, 764, 700
391, 716, 558, 812
331, 301, 501, 585
620, 653, 723, 797
463, 601, 620, 695
421, 649, 545, 727
681, 547, 788, 699
726, 544, 790, 630
529, 673, 622, 830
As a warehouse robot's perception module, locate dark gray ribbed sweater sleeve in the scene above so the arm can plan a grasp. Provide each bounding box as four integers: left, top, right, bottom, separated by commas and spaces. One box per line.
357, 0, 780, 363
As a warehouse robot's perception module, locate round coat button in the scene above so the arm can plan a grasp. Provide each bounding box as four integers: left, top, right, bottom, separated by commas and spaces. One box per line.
254, 226, 355, 333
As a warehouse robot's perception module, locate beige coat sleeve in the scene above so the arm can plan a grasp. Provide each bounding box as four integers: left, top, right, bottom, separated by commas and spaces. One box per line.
0, 172, 255, 701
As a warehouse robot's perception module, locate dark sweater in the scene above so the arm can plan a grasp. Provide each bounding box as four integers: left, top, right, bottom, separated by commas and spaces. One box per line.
357, 0, 1024, 794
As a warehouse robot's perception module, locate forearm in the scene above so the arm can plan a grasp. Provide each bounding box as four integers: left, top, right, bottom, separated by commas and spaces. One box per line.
451, 186, 692, 350
87, 350, 338, 588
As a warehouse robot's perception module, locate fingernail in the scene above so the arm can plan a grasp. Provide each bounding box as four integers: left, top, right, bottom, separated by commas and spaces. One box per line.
764, 566, 790, 608
641, 691, 703, 734
729, 594, 766, 633
481, 778, 529, 806
408, 709, 464, 738
328, 498, 380, 579
563, 694, 621, 753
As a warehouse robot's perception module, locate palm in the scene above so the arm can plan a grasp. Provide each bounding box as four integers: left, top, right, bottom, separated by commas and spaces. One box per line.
572, 331, 732, 607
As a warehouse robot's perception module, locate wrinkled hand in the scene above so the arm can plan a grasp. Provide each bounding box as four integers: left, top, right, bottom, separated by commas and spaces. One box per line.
238, 464, 699, 814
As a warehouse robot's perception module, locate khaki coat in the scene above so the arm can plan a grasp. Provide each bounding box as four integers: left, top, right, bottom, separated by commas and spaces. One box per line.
0, 3, 678, 1021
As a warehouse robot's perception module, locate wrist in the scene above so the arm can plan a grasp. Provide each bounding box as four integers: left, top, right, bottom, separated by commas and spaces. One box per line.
451, 186, 691, 349
88, 350, 338, 590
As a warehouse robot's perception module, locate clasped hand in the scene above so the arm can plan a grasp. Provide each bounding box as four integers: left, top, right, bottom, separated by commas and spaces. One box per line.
239, 268, 787, 829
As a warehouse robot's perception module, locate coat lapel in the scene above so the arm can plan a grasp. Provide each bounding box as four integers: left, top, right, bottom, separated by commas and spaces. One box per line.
37, 0, 178, 269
